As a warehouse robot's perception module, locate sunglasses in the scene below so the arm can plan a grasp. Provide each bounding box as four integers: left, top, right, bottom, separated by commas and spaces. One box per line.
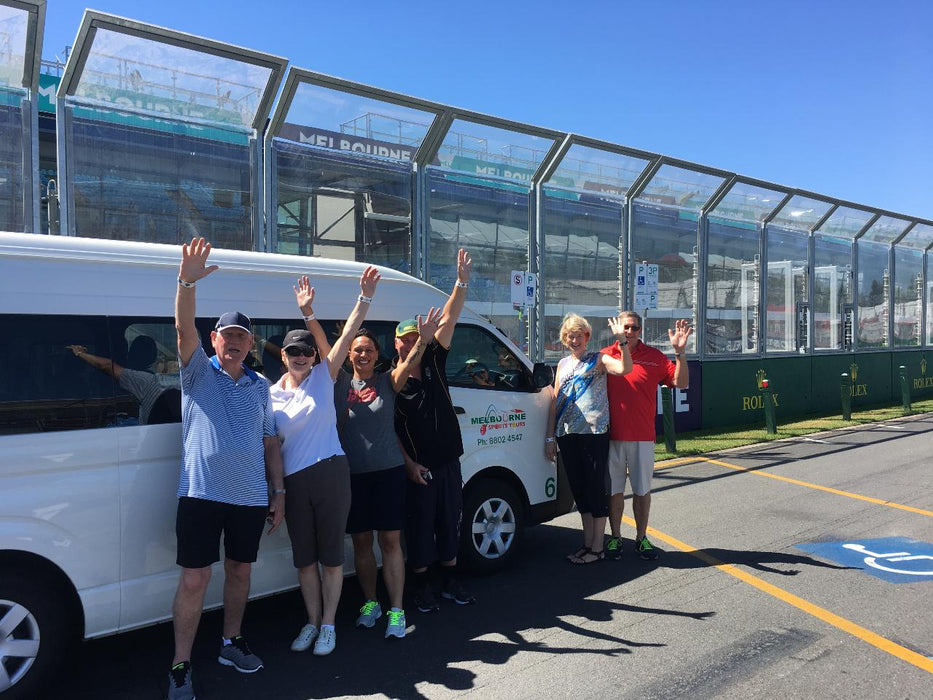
623, 325, 641, 331
285, 347, 316, 357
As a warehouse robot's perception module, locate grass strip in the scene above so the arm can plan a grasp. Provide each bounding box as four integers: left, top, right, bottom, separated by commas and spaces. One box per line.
655, 399, 933, 461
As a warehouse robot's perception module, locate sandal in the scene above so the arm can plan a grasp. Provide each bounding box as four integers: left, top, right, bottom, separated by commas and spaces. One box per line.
570, 549, 605, 565
565, 546, 590, 562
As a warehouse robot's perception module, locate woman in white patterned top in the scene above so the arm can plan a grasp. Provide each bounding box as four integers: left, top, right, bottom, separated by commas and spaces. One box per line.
546, 313, 632, 564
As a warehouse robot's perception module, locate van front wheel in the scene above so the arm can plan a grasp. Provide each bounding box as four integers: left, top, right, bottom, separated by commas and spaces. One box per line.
460, 478, 523, 573
0, 568, 74, 699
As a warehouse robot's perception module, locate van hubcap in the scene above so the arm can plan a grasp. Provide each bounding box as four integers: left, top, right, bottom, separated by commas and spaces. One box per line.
470, 497, 516, 559
0, 600, 40, 691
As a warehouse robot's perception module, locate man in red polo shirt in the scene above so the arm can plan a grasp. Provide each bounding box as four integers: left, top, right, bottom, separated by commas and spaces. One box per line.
601, 312, 691, 560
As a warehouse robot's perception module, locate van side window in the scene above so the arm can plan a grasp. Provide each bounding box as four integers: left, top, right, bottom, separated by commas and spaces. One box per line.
0, 314, 117, 434
447, 325, 531, 391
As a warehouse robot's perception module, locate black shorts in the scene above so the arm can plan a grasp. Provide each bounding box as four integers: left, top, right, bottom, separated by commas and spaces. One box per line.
347, 465, 406, 534
405, 458, 463, 569
557, 432, 610, 517
175, 496, 267, 569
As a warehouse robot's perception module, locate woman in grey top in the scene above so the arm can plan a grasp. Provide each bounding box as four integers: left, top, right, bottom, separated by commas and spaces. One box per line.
335, 309, 439, 639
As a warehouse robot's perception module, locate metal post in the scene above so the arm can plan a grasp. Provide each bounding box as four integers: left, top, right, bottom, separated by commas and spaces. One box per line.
761, 375, 777, 434
660, 385, 676, 453
840, 372, 852, 420
899, 365, 911, 414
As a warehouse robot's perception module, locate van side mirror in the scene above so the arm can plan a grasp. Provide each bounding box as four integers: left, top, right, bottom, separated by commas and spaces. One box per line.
532, 362, 553, 389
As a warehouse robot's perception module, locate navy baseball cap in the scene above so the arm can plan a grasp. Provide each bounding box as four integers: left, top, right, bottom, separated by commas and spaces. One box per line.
214, 311, 252, 334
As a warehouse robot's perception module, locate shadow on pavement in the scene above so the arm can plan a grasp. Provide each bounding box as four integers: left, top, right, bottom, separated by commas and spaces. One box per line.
52, 523, 718, 700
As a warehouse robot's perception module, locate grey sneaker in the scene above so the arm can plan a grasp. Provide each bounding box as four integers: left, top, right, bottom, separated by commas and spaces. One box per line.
356, 600, 383, 628
218, 635, 264, 673
606, 536, 623, 560
385, 608, 406, 639
167, 661, 195, 700
290, 623, 318, 652
313, 625, 336, 656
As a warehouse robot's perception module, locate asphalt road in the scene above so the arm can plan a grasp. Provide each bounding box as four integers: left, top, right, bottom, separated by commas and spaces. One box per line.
52, 416, 933, 699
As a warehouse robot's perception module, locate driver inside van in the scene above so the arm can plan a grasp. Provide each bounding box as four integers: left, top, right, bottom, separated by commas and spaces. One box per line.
463, 359, 495, 387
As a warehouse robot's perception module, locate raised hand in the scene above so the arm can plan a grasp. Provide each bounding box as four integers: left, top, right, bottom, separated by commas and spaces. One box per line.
360, 265, 381, 298
293, 275, 315, 314
456, 248, 472, 284
179, 237, 218, 284
417, 306, 442, 342
607, 316, 626, 336
669, 318, 693, 354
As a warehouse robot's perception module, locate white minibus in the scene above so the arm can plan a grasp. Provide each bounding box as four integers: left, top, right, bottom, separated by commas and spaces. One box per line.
0, 231, 569, 698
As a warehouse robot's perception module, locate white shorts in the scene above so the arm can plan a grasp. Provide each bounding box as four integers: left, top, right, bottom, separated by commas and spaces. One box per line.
607, 441, 654, 496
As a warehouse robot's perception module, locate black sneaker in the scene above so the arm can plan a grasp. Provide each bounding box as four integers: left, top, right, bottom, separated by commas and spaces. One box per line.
414, 581, 440, 613
168, 661, 195, 700
606, 536, 623, 560
441, 577, 476, 605
636, 536, 660, 561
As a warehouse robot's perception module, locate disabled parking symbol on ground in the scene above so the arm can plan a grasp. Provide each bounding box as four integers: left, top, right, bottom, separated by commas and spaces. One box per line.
794, 537, 933, 584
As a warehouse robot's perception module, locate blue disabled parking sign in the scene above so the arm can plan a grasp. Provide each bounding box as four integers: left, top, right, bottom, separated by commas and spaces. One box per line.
795, 537, 933, 584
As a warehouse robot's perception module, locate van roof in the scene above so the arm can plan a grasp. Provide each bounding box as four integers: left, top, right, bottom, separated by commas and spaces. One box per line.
0, 231, 484, 326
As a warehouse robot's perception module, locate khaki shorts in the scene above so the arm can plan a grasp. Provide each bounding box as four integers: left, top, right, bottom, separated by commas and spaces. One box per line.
607, 441, 654, 496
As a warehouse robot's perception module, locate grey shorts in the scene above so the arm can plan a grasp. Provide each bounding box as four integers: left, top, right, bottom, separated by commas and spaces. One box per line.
284, 454, 351, 568
607, 441, 655, 496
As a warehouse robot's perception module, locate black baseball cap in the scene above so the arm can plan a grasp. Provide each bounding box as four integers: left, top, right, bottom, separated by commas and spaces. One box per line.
282, 329, 315, 351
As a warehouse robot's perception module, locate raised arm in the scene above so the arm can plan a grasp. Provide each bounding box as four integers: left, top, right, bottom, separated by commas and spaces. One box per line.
435, 248, 472, 349
294, 275, 332, 359
598, 316, 633, 376
669, 318, 693, 388
176, 237, 218, 367
324, 266, 381, 380
67, 345, 124, 380
389, 307, 441, 392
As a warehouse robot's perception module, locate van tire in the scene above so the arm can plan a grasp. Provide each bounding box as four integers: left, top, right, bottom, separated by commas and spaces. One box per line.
460, 478, 523, 573
0, 568, 75, 699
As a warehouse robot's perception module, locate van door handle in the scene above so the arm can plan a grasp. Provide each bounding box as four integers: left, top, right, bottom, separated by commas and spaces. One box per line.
454, 406, 466, 414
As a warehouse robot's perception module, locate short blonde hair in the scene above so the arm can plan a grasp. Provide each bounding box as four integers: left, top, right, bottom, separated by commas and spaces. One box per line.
559, 313, 592, 348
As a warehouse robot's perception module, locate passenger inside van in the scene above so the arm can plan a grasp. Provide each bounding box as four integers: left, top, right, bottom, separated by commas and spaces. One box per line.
66, 335, 181, 425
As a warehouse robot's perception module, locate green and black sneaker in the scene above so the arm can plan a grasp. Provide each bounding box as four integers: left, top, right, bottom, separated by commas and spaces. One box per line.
606, 536, 623, 560
636, 536, 660, 561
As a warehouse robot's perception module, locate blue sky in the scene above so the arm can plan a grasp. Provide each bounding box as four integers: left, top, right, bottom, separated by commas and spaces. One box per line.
42, 0, 932, 219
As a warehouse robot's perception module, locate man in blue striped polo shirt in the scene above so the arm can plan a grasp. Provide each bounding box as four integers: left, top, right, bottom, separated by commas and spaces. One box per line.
167, 238, 285, 700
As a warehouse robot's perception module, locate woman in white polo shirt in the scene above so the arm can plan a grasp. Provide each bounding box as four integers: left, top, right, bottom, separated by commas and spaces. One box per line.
270, 265, 379, 657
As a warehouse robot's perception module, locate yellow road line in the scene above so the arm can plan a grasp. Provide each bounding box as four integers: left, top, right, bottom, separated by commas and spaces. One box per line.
657, 456, 933, 518
624, 516, 933, 674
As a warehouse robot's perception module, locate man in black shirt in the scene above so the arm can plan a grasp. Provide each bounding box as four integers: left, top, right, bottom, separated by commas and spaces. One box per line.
395, 248, 475, 612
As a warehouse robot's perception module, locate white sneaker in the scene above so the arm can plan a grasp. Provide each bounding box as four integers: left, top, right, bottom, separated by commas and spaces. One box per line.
313, 625, 336, 656
290, 623, 318, 652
